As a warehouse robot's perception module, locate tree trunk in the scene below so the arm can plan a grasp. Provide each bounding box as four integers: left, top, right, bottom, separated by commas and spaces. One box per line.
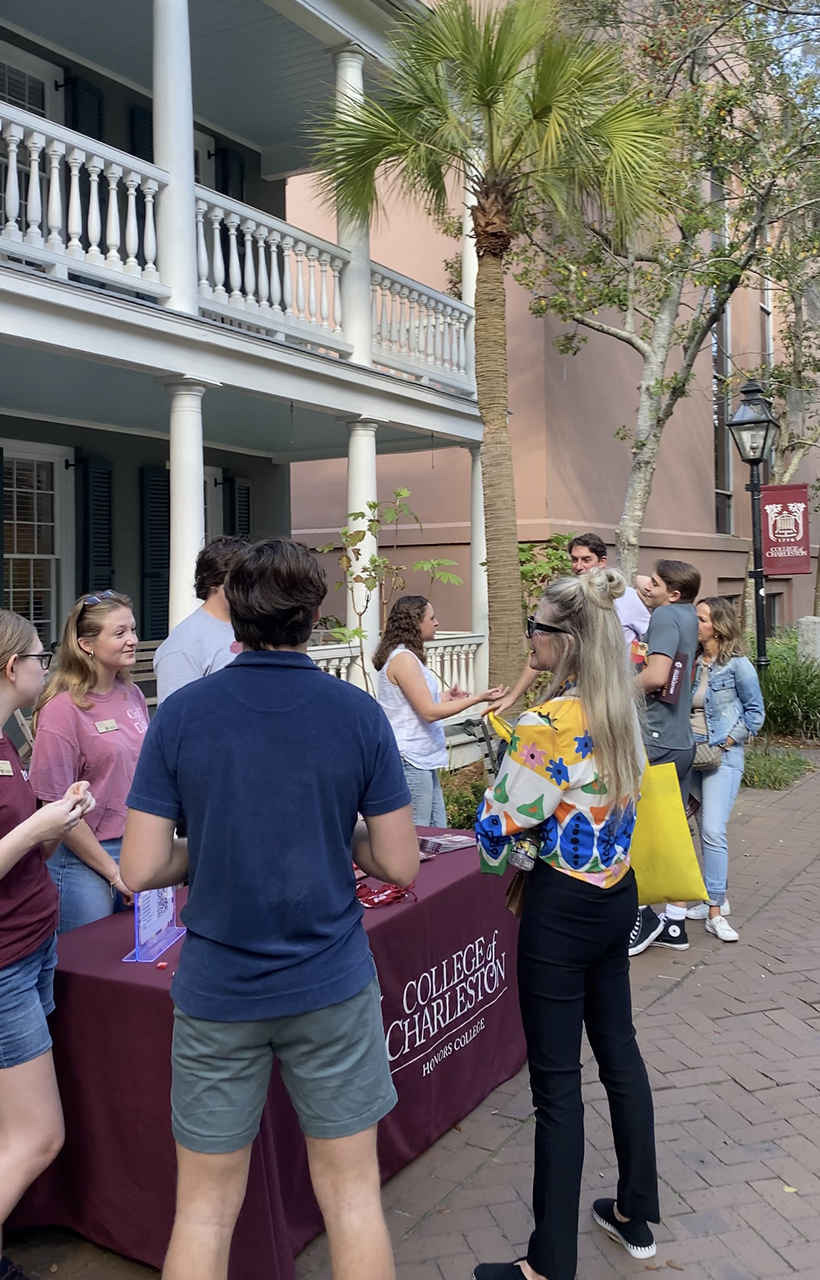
615, 286, 683, 581
474, 249, 526, 691
615, 411, 662, 582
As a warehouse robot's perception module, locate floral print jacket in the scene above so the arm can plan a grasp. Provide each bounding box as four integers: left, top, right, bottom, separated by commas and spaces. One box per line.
475, 691, 638, 889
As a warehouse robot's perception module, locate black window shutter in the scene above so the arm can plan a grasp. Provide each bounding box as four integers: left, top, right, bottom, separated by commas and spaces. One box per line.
80, 457, 114, 592
215, 147, 245, 202
69, 77, 104, 140
223, 477, 251, 538
130, 105, 153, 162
140, 466, 170, 641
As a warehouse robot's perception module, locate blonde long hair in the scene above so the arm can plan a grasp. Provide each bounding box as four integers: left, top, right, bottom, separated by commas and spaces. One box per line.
537, 568, 644, 811
34, 591, 133, 729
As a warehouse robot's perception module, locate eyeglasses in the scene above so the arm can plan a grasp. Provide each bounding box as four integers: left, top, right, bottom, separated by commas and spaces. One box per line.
79, 590, 116, 614
17, 652, 53, 670
526, 617, 569, 638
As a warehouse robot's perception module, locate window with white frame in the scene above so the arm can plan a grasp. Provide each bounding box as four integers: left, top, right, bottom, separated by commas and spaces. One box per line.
1, 441, 74, 646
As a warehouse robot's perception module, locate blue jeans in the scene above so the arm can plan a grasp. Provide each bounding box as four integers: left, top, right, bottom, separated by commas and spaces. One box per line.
402, 762, 447, 827
0, 933, 57, 1068
47, 837, 126, 934
690, 744, 744, 906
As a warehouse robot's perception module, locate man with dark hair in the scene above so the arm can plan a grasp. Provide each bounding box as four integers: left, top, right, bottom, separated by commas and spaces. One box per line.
491, 531, 649, 716
629, 559, 701, 956
120, 538, 419, 1280
154, 536, 246, 703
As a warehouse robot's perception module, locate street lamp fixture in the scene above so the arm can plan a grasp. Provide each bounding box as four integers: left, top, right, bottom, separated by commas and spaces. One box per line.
727, 380, 780, 671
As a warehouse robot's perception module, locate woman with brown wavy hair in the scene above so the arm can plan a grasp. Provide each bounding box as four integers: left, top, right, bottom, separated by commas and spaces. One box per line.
29, 591, 149, 933
374, 595, 504, 826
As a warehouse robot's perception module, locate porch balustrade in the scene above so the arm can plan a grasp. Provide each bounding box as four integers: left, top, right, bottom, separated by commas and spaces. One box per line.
0, 102, 169, 299
371, 265, 474, 392
0, 102, 476, 390
308, 631, 484, 693
195, 188, 352, 357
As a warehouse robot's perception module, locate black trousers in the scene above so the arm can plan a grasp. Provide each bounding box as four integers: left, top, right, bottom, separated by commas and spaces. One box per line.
518, 861, 659, 1280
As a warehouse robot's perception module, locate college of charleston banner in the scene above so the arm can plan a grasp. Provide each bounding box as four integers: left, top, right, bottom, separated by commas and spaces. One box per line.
761, 483, 812, 575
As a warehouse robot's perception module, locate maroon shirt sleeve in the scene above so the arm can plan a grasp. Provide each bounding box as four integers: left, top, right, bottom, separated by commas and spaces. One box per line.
0, 737, 57, 968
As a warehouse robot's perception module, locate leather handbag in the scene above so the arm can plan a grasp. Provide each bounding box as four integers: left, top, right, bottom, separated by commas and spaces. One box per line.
504, 869, 528, 917
693, 741, 723, 771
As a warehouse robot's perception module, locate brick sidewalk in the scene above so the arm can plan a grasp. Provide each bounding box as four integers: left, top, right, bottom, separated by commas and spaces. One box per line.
9, 769, 820, 1280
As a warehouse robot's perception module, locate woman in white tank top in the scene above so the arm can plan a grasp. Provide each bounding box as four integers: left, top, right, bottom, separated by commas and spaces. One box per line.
373, 597, 505, 827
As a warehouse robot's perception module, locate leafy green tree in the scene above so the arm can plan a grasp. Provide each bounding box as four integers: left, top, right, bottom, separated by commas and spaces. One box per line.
312, 0, 667, 689
516, 0, 820, 580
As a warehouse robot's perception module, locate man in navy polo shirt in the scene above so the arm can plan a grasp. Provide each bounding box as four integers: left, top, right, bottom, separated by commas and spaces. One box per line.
121, 538, 418, 1280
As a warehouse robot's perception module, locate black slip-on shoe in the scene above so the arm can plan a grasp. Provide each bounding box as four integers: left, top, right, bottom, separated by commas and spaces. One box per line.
472, 1262, 527, 1279
0, 1258, 34, 1280
593, 1198, 657, 1259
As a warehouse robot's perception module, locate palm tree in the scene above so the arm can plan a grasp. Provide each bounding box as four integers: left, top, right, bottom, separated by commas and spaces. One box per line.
313, 0, 668, 690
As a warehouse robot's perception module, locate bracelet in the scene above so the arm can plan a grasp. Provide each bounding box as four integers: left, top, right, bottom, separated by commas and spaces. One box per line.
109, 871, 123, 887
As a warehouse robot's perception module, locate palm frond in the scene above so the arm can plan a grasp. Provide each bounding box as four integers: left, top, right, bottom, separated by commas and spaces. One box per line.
310, 0, 669, 240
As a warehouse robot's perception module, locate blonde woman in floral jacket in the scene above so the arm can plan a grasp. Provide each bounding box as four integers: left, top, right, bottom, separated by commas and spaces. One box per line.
473, 569, 659, 1280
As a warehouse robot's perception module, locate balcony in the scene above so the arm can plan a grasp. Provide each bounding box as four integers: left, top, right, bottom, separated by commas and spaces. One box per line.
0, 101, 475, 398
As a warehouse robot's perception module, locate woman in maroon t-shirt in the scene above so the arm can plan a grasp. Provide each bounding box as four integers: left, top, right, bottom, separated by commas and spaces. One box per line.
30, 591, 148, 934
0, 611, 94, 1278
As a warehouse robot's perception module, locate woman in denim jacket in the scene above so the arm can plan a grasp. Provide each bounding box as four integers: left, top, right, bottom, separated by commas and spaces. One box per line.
687, 597, 765, 942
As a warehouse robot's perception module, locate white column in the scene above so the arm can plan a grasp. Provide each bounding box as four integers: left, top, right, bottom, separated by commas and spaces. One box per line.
153, 0, 199, 313
162, 377, 218, 627
470, 445, 490, 692
346, 421, 379, 685
461, 180, 478, 308
462, 179, 477, 385
333, 47, 372, 366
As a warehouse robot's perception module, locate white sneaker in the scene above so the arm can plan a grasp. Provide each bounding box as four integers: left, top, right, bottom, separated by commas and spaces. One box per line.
705, 914, 739, 942
687, 899, 731, 920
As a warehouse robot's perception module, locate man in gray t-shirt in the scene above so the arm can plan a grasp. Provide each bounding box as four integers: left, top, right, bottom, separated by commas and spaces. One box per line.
642, 601, 698, 752
154, 536, 246, 703
630, 559, 701, 957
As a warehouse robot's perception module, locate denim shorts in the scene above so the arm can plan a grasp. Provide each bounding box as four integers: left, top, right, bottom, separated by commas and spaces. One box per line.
0, 933, 58, 1069
171, 977, 397, 1154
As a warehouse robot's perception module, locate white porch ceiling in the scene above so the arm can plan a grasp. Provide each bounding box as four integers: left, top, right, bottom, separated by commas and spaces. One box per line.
0, 344, 460, 461
0, 0, 355, 161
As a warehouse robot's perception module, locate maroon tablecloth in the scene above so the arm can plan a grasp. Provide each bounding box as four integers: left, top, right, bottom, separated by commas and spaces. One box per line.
12, 841, 526, 1279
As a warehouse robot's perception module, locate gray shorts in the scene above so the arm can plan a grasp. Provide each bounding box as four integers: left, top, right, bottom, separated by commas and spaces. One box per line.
171, 978, 397, 1154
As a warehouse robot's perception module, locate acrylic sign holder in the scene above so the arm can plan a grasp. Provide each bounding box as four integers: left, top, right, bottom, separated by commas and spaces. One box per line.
123, 885, 186, 963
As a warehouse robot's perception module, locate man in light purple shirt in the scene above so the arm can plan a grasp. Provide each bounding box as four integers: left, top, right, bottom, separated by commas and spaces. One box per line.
490, 531, 650, 716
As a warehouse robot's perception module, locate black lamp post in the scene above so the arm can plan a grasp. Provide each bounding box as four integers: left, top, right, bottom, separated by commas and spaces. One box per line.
727, 380, 780, 671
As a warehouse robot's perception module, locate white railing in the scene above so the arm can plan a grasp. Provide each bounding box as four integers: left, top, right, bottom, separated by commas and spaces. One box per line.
371, 264, 474, 393
425, 632, 483, 693
195, 187, 352, 356
308, 631, 485, 693
307, 640, 357, 681
0, 102, 169, 299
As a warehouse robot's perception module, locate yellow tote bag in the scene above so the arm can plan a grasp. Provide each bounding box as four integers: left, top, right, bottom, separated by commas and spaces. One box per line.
630, 762, 707, 906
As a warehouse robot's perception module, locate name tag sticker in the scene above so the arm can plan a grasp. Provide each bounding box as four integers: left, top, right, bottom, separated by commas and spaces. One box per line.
95, 719, 119, 734
0, 760, 13, 776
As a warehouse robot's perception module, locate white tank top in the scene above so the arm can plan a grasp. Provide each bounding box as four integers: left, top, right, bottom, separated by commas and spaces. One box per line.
378, 646, 448, 770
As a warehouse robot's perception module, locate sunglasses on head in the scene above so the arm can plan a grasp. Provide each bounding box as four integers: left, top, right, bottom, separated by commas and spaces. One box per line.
526, 617, 569, 638
79, 590, 116, 615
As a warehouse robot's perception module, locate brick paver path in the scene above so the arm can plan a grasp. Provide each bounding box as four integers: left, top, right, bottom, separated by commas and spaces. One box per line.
8, 768, 820, 1280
